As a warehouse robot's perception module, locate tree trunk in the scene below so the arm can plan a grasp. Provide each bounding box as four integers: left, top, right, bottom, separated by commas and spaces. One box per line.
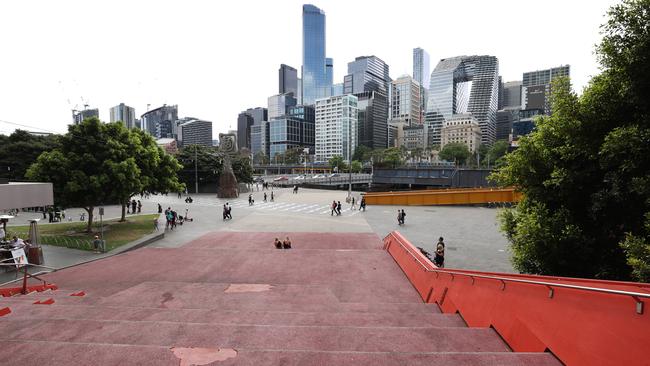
85, 206, 94, 233
120, 201, 126, 222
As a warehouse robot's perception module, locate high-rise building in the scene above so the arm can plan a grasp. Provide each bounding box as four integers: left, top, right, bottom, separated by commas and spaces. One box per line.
141, 105, 178, 138
413, 47, 430, 90
109, 103, 136, 129
326, 58, 333, 90
344, 56, 390, 149
315, 95, 358, 162
522, 65, 569, 114
239, 107, 268, 157
268, 93, 297, 120
279, 64, 298, 96
177, 117, 213, 147
390, 75, 422, 125
426, 55, 499, 146
501, 81, 522, 109
331, 83, 343, 96
73, 109, 99, 124
440, 114, 482, 153
237, 112, 254, 150
495, 80, 522, 141
302, 4, 331, 105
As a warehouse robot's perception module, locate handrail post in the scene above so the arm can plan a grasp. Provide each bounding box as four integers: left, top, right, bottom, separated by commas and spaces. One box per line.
21, 266, 28, 295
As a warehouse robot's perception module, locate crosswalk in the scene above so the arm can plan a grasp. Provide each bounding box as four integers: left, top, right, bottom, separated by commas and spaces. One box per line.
152, 195, 363, 217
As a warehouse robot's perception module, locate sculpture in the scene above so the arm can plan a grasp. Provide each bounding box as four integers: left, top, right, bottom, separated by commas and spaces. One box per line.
217, 133, 239, 198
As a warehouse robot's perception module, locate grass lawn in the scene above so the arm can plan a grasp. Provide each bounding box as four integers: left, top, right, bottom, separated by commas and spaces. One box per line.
6, 214, 159, 252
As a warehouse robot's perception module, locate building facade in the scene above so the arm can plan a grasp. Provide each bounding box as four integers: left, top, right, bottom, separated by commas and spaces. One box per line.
268, 93, 297, 120
141, 105, 178, 138
241, 107, 268, 157
315, 95, 358, 162
412, 47, 430, 91
403, 124, 425, 150
73, 109, 99, 124
302, 4, 331, 105
440, 114, 482, 153
109, 103, 136, 129
237, 112, 254, 150
390, 75, 422, 125
426, 55, 499, 146
279, 64, 298, 96
177, 118, 213, 147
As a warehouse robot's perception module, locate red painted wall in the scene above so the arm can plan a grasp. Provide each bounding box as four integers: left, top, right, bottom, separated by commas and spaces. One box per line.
384, 231, 650, 366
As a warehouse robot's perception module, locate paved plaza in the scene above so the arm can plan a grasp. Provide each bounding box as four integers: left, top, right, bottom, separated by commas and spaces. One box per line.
4, 187, 514, 274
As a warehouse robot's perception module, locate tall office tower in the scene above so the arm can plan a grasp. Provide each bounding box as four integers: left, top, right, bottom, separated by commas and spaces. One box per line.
413, 47, 430, 114
73, 109, 99, 124
413, 48, 430, 88
325, 58, 333, 90
302, 4, 331, 105
315, 94, 358, 162
268, 105, 316, 159
109, 103, 136, 129
513, 65, 570, 138
501, 81, 522, 109
426, 55, 499, 146
331, 83, 343, 96
390, 75, 422, 125
343, 55, 390, 149
297, 78, 302, 105
239, 107, 268, 156
268, 93, 297, 120
279, 64, 298, 96
176, 117, 213, 147
237, 112, 254, 150
140, 105, 178, 138
522, 65, 570, 114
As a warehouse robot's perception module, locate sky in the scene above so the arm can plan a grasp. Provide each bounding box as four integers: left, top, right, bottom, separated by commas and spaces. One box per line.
0, 0, 616, 138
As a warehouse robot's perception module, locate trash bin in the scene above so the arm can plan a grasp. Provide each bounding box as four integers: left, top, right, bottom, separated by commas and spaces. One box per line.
27, 246, 44, 265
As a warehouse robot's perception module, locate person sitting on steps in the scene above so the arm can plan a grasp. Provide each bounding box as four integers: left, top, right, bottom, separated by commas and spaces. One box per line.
282, 236, 292, 249
274, 238, 282, 249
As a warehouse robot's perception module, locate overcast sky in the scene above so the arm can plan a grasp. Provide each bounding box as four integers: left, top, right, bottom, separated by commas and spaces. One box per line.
0, 0, 616, 138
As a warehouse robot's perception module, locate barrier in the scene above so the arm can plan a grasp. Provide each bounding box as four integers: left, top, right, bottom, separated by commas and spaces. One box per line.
365, 187, 522, 205
384, 231, 650, 366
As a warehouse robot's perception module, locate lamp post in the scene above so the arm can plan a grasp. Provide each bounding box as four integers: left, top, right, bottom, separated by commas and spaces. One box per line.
348, 116, 352, 198
194, 145, 199, 194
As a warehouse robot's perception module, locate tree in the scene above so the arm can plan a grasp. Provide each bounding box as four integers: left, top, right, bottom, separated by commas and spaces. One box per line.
0, 130, 59, 180
253, 151, 269, 165
352, 145, 372, 162
492, 0, 650, 280
177, 145, 253, 189
350, 160, 363, 173
383, 147, 404, 168
439, 143, 471, 166
329, 155, 347, 172
485, 140, 509, 167
26, 118, 117, 232
231, 153, 253, 183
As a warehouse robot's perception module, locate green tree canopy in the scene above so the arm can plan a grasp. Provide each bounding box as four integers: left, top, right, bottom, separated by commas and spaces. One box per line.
0, 130, 59, 180
352, 145, 372, 162
439, 143, 471, 166
328, 155, 347, 172
492, 0, 650, 280
485, 140, 509, 167
177, 145, 253, 191
350, 160, 363, 173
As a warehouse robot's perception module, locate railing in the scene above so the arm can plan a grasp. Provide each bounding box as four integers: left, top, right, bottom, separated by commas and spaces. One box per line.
275, 174, 373, 186
383, 231, 650, 366
386, 232, 649, 314
0, 257, 56, 295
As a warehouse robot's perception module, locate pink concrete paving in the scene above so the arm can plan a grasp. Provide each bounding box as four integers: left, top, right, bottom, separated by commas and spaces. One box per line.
0, 232, 562, 365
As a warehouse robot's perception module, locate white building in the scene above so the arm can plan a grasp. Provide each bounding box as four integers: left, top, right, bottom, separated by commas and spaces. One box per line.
390, 75, 422, 125
176, 118, 213, 147
440, 113, 482, 152
315, 94, 358, 162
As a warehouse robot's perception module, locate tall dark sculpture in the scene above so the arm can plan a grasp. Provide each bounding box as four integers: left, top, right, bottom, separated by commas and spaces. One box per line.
217, 133, 239, 198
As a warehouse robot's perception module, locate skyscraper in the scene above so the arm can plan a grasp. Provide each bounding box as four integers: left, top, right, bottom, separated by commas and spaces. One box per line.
412, 48, 430, 90
302, 4, 331, 105
140, 105, 178, 138
239, 107, 268, 157
426, 55, 499, 146
279, 64, 298, 96
268, 93, 297, 120
73, 109, 99, 124
344, 55, 390, 149
326, 57, 333, 90
237, 112, 254, 150
177, 117, 213, 147
315, 95, 358, 162
109, 103, 136, 129
522, 65, 570, 114
501, 81, 522, 109
391, 75, 422, 125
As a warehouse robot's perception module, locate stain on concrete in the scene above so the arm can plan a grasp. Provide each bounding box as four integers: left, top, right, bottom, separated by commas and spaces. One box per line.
224, 284, 273, 293
171, 347, 237, 365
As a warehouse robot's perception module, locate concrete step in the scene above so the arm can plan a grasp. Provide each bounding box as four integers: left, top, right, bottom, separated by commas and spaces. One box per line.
0, 303, 461, 327
0, 318, 510, 353
3, 341, 563, 366
183, 232, 385, 250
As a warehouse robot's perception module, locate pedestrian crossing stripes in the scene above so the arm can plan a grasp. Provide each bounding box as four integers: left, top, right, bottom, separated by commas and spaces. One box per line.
153, 196, 363, 217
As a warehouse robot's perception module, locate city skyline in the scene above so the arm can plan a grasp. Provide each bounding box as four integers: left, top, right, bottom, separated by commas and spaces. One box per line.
0, 0, 614, 138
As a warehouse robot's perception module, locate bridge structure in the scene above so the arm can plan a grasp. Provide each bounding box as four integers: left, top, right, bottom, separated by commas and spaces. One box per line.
363, 187, 522, 206
272, 174, 372, 188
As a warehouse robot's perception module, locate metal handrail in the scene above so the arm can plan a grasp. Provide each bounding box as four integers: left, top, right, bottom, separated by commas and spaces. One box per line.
0, 262, 56, 295
385, 233, 649, 313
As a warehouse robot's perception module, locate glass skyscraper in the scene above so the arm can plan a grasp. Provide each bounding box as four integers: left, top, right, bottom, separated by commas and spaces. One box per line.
302, 4, 331, 105
412, 48, 430, 89
425, 55, 499, 146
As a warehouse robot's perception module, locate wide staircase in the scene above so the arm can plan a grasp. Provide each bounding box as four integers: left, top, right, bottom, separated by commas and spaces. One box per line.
0, 232, 566, 365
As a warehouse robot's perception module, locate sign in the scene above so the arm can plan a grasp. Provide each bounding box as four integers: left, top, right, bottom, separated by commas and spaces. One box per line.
11, 248, 28, 268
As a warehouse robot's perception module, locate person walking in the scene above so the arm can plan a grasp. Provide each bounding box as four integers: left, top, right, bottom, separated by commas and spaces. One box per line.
351, 196, 356, 210
131, 199, 137, 214
137, 200, 142, 213
434, 241, 445, 268
336, 201, 342, 216
248, 194, 254, 206
153, 218, 159, 231
270, 191, 274, 202
158, 203, 163, 213
226, 203, 232, 220
401, 209, 406, 225
331, 200, 337, 216
359, 197, 366, 212
397, 210, 403, 225
264, 192, 267, 202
